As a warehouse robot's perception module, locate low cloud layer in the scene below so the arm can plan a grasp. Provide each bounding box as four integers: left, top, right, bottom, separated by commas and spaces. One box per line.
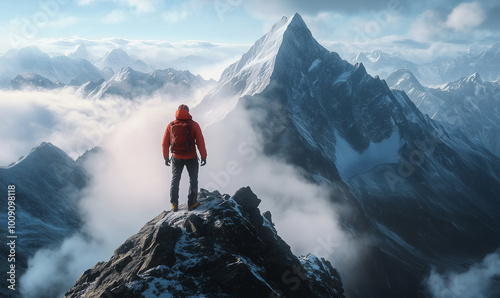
0, 88, 134, 165
425, 250, 500, 298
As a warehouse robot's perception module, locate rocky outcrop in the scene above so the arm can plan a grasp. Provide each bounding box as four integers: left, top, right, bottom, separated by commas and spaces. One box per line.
65, 187, 344, 297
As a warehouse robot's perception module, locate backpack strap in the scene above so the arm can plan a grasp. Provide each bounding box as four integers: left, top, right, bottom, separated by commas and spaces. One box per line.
170, 121, 175, 154
186, 120, 193, 152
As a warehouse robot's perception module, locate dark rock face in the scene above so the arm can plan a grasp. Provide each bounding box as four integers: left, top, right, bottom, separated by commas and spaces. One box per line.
65, 188, 344, 297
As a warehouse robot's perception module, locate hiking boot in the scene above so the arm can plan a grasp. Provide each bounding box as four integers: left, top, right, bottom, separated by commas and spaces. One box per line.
171, 203, 179, 212
188, 202, 200, 211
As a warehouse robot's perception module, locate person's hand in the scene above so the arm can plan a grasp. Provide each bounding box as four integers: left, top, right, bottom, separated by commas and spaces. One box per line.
165, 159, 170, 166
200, 159, 206, 166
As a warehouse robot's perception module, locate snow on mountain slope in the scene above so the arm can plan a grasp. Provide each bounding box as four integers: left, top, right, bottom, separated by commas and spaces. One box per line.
352, 50, 421, 82
95, 48, 151, 73
430, 42, 500, 84
78, 67, 215, 100
65, 188, 345, 297
68, 44, 93, 61
10, 72, 61, 90
387, 69, 500, 157
354, 43, 500, 86
197, 14, 322, 125
0, 142, 87, 298
0, 46, 104, 87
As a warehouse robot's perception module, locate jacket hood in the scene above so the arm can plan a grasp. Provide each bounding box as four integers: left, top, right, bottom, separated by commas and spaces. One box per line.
175, 108, 192, 120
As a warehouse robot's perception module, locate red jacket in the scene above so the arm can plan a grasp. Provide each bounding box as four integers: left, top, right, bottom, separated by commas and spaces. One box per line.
162, 108, 207, 160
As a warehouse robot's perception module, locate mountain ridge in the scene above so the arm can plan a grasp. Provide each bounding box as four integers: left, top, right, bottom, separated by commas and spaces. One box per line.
78, 67, 215, 100
387, 69, 500, 157
0, 46, 104, 87
353, 43, 500, 85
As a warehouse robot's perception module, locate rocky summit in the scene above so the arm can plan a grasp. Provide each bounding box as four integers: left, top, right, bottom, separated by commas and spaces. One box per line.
64, 187, 344, 297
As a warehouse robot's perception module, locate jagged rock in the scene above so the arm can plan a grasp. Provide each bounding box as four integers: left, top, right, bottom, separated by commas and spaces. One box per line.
65, 188, 344, 297
184, 213, 205, 236
232, 186, 261, 211
263, 210, 274, 227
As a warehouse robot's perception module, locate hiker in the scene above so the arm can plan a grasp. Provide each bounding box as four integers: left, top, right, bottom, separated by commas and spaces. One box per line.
162, 104, 207, 212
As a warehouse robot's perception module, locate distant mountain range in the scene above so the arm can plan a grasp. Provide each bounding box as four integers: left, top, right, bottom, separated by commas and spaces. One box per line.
352, 43, 500, 86
387, 69, 500, 157
0, 46, 103, 87
1, 45, 215, 99
76, 67, 215, 100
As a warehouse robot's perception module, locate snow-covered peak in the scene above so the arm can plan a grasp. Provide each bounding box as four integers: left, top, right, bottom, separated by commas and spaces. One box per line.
68, 44, 91, 61
197, 13, 324, 125
466, 72, 482, 83
111, 66, 142, 82
386, 69, 424, 92
0, 46, 103, 87
443, 72, 484, 91
96, 48, 151, 73
217, 14, 295, 96
10, 72, 59, 90
218, 13, 318, 96
4, 45, 47, 59
6, 142, 75, 169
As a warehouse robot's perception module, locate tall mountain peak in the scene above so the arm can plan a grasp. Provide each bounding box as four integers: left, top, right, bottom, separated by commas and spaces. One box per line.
218, 13, 320, 96
444, 71, 484, 91
386, 68, 425, 92
287, 12, 307, 28
69, 44, 91, 61
96, 48, 150, 73
197, 13, 330, 125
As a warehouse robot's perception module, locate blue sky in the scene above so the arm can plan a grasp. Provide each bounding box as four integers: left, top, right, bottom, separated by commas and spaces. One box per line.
1, 0, 499, 79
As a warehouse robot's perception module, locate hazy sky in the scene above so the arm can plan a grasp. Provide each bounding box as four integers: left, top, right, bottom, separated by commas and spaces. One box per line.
1, 0, 499, 78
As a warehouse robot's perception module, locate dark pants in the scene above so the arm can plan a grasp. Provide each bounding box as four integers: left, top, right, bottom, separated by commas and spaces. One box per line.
170, 157, 199, 205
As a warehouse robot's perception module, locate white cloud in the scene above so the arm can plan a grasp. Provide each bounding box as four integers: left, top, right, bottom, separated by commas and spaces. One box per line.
409, 2, 490, 43
0, 88, 136, 165
102, 9, 127, 24
77, 0, 161, 13
78, 0, 97, 5
118, 0, 162, 13
425, 251, 500, 298
162, 9, 189, 24
409, 10, 447, 43
161, 0, 206, 25
446, 2, 486, 32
